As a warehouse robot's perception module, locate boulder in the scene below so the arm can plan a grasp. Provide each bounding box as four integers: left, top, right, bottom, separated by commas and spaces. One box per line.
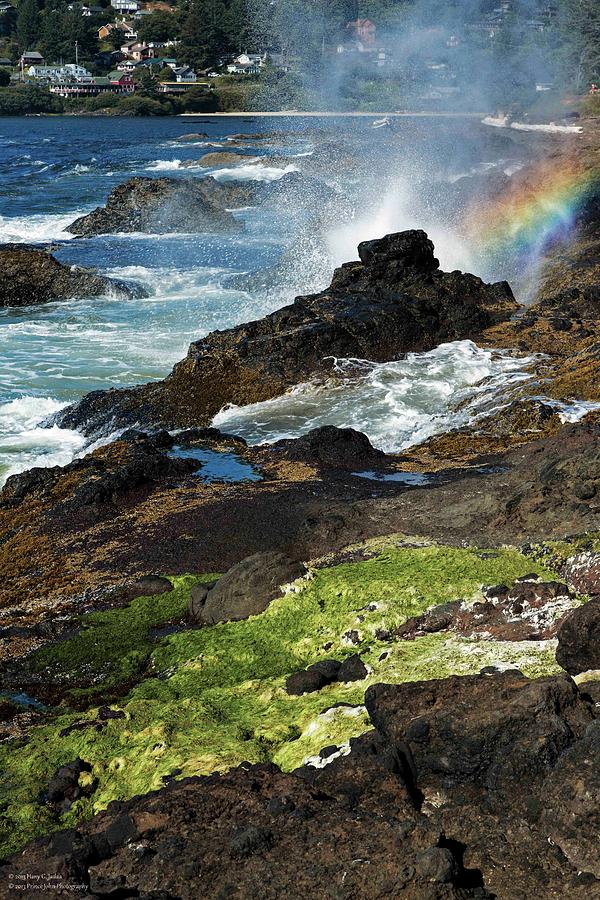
174, 132, 209, 142
57, 230, 518, 436
42, 758, 95, 812
272, 426, 385, 469
188, 151, 259, 168
67, 177, 241, 237
365, 672, 595, 810
188, 551, 307, 626
338, 653, 368, 682
285, 655, 366, 695
0, 245, 139, 307
285, 659, 341, 695
540, 721, 600, 878
556, 598, 600, 675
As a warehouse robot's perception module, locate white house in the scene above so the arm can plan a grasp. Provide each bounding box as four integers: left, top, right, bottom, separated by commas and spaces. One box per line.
27, 63, 92, 82
227, 53, 265, 75
110, 0, 140, 14
171, 66, 196, 83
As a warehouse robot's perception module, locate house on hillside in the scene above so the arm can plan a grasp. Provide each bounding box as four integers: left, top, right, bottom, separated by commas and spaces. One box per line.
226, 53, 264, 75
110, 0, 140, 14
346, 19, 376, 46
19, 51, 45, 68
27, 63, 93, 83
99, 20, 137, 41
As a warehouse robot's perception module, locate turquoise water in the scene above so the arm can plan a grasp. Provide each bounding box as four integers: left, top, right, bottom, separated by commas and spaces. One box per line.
0, 115, 545, 481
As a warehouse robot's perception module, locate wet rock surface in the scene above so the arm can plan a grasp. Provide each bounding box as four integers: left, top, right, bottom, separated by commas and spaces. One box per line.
0, 244, 139, 307
55, 230, 518, 436
67, 177, 242, 236
397, 579, 576, 642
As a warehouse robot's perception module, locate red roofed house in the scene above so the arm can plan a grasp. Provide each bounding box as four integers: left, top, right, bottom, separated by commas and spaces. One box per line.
347, 19, 376, 46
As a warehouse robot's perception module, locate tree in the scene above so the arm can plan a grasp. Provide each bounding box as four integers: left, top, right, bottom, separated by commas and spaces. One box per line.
178, 0, 231, 70
560, 0, 600, 89
39, 2, 100, 64
0, 66, 10, 86
137, 11, 179, 44
133, 65, 159, 96
16, 0, 39, 52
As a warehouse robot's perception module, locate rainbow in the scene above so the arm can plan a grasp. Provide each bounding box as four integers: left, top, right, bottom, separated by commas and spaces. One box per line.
464, 159, 600, 268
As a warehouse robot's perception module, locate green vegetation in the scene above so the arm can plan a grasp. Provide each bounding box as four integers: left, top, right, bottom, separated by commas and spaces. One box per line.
0, 542, 567, 858
0, 82, 63, 114
29, 575, 219, 704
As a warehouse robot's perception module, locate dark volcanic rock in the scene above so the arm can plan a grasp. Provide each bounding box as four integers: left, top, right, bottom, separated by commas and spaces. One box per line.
563, 551, 600, 594
67, 177, 241, 236
8, 673, 599, 898
272, 426, 385, 469
285, 659, 342, 695
540, 721, 600, 878
365, 672, 595, 811
285, 655, 366, 695
338, 653, 368, 682
396, 581, 575, 642
556, 598, 600, 675
57, 230, 518, 436
0, 244, 138, 307
0, 435, 198, 510
42, 758, 96, 812
6, 762, 484, 900
188, 551, 307, 626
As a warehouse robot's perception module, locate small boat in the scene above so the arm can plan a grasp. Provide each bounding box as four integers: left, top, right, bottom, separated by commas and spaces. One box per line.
372, 117, 392, 129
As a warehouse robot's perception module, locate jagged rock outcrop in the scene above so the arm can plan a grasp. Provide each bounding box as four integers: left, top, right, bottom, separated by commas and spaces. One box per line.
55, 230, 518, 436
0, 245, 139, 307
67, 177, 242, 236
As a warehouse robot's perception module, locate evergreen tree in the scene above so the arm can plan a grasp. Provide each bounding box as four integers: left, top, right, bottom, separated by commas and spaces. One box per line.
16, 0, 40, 52
178, 0, 230, 70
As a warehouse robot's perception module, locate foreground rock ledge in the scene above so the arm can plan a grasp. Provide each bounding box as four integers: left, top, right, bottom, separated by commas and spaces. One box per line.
3, 672, 597, 899
56, 229, 517, 435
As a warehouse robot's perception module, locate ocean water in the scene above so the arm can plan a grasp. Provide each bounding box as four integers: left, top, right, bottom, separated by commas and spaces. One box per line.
0, 115, 574, 483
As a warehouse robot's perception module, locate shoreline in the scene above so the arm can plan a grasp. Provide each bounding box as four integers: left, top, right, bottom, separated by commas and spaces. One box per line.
177, 110, 488, 117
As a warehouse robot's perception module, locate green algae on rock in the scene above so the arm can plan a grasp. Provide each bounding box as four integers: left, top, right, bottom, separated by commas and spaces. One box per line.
0, 544, 567, 858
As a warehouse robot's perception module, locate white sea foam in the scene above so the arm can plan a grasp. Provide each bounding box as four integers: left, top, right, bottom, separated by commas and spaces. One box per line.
481, 115, 582, 134
0, 212, 80, 243
0, 396, 86, 483
210, 163, 299, 182
213, 341, 537, 451
552, 399, 600, 423
146, 159, 183, 171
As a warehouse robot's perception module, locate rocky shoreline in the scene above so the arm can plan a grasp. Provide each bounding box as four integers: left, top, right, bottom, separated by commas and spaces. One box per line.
1, 124, 600, 898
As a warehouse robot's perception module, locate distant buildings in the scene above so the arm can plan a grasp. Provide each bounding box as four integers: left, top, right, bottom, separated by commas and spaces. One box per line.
49, 70, 135, 97
110, 0, 140, 14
